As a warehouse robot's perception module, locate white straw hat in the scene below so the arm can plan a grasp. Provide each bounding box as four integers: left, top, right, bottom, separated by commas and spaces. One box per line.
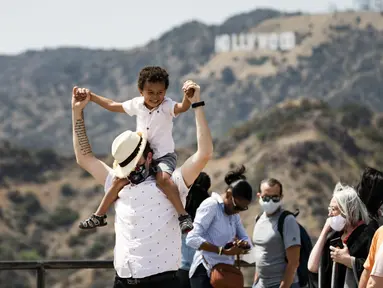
111, 130, 147, 178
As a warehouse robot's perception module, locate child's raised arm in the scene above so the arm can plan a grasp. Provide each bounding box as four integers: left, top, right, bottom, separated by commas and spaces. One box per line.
90, 92, 125, 113
173, 88, 193, 116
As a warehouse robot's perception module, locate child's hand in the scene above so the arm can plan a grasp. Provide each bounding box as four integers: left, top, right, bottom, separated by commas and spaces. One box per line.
182, 80, 200, 104
111, 177, 130, 191
72, 86, 90, 111
75, 87, 92, 102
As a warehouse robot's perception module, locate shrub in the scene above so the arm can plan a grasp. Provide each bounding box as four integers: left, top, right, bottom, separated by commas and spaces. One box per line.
37, 206, 79, 230
67, 234, 85, 247
7, 190, 24, 204
85, 233, 114, 259
340, 104, 372, 129
221, 67, 236, 85
23, 192, 42, 215
246, 57, 268, 66
19, 249, 41, 261
61, 184, 77, 197
50, 207, 79, 226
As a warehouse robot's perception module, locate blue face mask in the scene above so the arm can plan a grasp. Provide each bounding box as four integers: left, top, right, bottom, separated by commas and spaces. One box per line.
128, 163, 150, 185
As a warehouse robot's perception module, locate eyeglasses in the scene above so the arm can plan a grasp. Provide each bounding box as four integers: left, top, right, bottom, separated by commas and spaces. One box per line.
261, 195, 281, 203
232, 197, 248, 211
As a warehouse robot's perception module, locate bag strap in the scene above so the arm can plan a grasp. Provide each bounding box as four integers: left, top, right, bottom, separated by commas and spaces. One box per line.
202, 254, 241, 270
277, 209, 299, 264
277, 209, 299, 240
235, 254, 241, 269
255, 213, 262, 223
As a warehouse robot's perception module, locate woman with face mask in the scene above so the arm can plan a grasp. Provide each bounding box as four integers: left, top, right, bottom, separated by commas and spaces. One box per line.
186, 165, 253, 288
307, 182, 374, 288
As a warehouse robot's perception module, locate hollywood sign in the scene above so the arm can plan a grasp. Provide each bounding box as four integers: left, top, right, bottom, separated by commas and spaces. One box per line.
214, 32, 296, 53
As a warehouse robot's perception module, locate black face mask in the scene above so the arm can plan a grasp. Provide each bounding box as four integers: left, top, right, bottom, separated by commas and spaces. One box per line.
128, 163, 150, 185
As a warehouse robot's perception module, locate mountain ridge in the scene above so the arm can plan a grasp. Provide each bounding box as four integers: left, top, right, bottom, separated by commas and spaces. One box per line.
3, 10, 383, 155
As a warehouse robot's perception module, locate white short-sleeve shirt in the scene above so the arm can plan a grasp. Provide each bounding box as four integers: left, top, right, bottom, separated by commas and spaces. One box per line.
104, 168, 189, 278
122, 97, 177, 159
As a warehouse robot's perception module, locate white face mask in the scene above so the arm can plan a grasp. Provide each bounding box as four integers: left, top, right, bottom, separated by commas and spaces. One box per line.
330, 215, 347, 231
259, 197, 281, 215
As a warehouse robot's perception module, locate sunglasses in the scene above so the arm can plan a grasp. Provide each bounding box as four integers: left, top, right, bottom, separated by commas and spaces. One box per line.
261, 195, 281, 203
232, 197, 248, 211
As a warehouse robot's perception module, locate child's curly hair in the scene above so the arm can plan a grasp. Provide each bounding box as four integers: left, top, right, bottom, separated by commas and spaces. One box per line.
137, 66, 169, 91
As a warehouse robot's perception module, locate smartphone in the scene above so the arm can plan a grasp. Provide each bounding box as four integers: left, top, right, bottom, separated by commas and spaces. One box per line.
224, 242, 235, 249
329, 237, 344, 249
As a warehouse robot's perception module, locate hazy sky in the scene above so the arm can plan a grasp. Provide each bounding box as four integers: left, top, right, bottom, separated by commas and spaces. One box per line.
1, 0, 355, 55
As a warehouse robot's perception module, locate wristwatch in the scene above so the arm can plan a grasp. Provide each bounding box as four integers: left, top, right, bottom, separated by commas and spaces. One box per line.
192, 101, 205, 109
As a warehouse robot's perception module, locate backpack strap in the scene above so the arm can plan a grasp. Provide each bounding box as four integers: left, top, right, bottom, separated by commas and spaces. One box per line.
277, 209, 300, 264
277, 210, 293, 241
277, 209, 299, 240
255, 213, 262, 223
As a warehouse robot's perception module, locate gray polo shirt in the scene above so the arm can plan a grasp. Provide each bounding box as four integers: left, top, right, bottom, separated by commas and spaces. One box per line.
252, 209, 301, 288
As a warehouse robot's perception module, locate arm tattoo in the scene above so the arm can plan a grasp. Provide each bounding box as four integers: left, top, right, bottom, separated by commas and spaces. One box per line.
74, 112, 92, 155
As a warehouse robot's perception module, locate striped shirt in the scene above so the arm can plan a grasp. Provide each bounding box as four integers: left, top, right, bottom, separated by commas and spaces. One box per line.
186, 192, 251, 278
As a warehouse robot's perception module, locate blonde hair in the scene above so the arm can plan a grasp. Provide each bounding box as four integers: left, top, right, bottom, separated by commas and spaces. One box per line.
113, 160, 119, 169
333, 182, 370, 227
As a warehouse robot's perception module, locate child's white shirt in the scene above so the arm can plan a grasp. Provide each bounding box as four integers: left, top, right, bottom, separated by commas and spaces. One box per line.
122, 96, 177, 160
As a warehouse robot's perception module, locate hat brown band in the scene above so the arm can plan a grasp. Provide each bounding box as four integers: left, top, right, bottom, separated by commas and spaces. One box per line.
119, 137, 143, 168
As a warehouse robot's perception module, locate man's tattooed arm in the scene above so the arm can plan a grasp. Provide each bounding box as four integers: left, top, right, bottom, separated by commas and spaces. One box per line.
72, 108, 109, 186
74, 111, 92, 155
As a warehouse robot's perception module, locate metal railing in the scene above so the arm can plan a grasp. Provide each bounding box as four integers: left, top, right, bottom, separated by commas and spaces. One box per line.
0, 260, 254, 288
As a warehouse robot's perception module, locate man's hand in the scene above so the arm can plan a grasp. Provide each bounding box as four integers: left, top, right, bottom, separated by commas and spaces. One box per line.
330, 243, 352, 268
182, 80, 201, 104
74, 87, 92, 101
72, 86, 90, 111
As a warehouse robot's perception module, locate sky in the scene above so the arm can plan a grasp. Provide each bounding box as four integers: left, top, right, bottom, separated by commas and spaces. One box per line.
1, 0, 355, 55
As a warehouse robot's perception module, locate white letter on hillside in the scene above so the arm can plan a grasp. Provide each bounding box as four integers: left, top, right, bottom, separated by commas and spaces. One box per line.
231, 33, 256, 51
279, 32, 296, 51
215, 34, 231, 53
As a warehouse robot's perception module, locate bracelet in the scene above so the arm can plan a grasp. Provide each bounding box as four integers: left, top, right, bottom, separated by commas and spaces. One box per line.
218, 246, 223, 255
192, 101, 205, 109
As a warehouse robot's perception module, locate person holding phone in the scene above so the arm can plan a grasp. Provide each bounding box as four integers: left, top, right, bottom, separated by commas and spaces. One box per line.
186, 165, 252, 288
307, 183, 374, 288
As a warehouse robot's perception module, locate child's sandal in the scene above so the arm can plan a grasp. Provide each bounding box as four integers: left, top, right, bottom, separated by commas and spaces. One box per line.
79, 214, 107, 229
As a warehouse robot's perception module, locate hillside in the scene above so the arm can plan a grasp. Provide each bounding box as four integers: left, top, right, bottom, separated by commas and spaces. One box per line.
1, 10, 383, 155
1, 99, 383, 287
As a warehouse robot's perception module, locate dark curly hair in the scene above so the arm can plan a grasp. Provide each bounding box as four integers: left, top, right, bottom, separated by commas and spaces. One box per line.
137, 66, 169, 91
185, 172, 211, 221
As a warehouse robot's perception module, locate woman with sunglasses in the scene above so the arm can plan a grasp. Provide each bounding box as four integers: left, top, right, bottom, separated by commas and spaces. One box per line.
252, 178, 302, 288
307, 183, 373, 288
186, 165, 252, 288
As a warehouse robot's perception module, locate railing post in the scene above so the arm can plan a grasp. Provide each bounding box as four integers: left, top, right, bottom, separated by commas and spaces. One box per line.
36, 266, 45, 288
